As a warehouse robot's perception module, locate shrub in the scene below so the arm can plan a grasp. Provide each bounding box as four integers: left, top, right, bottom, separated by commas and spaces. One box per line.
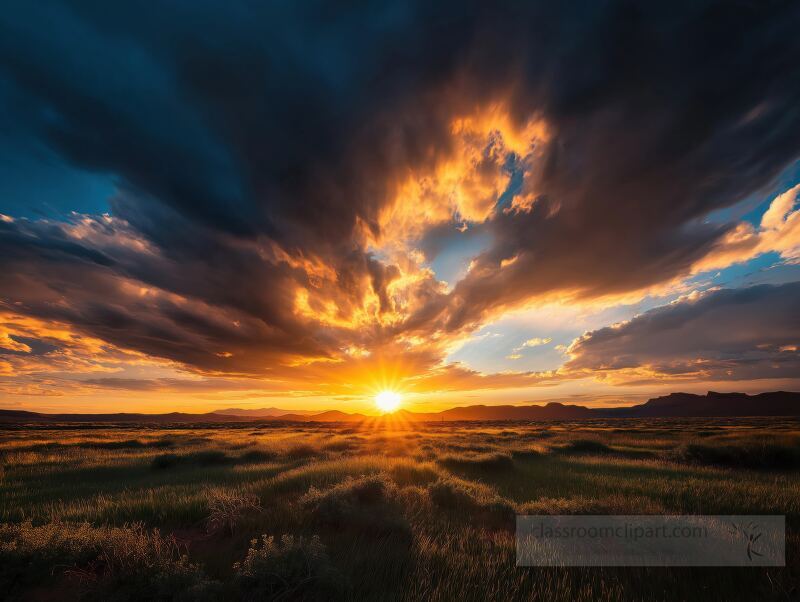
232, 534, 342, 601
205, 489, 262, 536
92, 525, 217, 601
0, 521, 217, 600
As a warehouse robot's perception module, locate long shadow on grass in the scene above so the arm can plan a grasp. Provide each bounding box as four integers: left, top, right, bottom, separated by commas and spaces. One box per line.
482, 453, 735, 505
0, 456, 299, 523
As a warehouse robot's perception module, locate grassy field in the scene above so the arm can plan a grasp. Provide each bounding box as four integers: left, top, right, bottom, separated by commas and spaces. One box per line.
1, 418, 799, 601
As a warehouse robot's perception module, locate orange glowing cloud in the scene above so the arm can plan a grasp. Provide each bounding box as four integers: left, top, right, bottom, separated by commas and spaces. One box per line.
371, 104, 550, 250
693, 184, 800, 273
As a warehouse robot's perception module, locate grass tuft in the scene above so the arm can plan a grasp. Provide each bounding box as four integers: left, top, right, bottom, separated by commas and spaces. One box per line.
239, 450, 276, 463
233, 534, 343, 601
672, 441, 800, 469
151, 450, 233, 470
388, 461, 440, 486
427, 477, 516, 528
301, 475, 412, 540
437, 452, 515, 473
558, 439, 613, 455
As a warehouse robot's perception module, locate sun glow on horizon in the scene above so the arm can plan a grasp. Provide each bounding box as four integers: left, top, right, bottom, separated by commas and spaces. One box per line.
375, 390, 403, 413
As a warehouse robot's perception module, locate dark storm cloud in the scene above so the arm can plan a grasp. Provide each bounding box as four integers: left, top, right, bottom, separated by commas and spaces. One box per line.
0, 215, 335, 371
418, 1, 800, 332
566, 283, 800, 382
2, 1, 800, 374
0, 1, 473, 249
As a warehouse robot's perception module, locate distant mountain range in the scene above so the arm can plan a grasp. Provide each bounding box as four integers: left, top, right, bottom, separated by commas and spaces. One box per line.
1, 391, 798, 424
211, 407, 318, 417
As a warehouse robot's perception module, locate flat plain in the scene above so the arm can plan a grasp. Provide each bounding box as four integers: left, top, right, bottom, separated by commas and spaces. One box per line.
1, 417, 799, 601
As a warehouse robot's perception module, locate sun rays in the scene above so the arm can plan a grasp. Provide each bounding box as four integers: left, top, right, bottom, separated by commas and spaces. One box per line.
375, 390, 402, 413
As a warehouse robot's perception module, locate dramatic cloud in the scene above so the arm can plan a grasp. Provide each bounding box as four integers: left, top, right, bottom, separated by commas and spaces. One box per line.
2, 1, 800, 406
694, 183, 800, 272
566, 283, 800, 383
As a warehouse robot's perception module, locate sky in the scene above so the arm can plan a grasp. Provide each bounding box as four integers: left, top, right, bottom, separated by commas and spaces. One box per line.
1, 1, 800, 414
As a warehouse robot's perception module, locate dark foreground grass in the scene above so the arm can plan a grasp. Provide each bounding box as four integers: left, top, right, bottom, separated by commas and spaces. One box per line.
0, 418, 799, 601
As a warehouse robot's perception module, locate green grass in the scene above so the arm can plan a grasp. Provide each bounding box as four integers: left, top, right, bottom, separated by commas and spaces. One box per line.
0, 418, 799, 600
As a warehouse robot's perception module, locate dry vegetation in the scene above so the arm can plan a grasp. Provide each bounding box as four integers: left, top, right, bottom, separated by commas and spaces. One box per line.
1, 418, 799, 601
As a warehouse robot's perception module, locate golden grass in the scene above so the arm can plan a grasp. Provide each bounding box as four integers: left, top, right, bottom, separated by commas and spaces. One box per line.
0, 418, 798, 600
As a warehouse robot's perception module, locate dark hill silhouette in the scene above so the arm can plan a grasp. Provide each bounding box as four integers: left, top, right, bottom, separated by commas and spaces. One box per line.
615, 391, 800, 417
0, 410, 252, 424
1, 391, 798, 423
211, 407, 317, 417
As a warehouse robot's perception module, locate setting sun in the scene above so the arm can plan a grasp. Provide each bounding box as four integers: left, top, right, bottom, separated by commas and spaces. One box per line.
375, 390, 402, 413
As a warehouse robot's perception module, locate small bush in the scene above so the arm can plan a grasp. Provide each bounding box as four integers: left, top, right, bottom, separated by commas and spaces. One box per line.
0, 521, 217, 600
233, 534, 342, 601
206, 489, 262, 536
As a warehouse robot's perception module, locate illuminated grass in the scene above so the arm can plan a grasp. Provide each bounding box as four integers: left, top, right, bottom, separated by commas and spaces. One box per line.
0, 418, 798, 600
